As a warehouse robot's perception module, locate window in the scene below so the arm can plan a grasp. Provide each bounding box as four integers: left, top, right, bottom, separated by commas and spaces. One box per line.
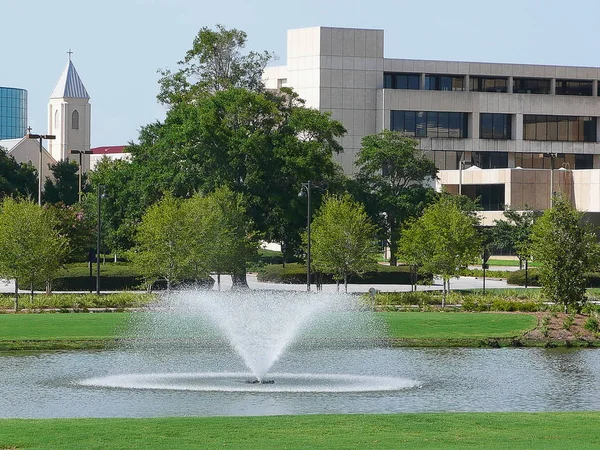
472, 152, 509, 169
575, 154, 594, 169
513, 78, 551, 94
556, 79, 593, 96
390, 110, 468, 138
383, 72, 420, 90
54, 110, 59, 129
480, 114, 512, 139
461, 184, 505, 211
71, 110, 79, 130
470, 76, 508, 93
523, 115, 596, 142
424, 74, 464, 91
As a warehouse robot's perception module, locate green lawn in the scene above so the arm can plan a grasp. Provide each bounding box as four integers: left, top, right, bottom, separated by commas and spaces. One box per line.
382, 312, 536, 339
0, 312, 536, 343
1, 413, 600, 449
0, 313, 128, 340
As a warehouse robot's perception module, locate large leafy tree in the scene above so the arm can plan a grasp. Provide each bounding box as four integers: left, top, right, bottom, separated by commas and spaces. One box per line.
530, 195, 600, 313
397, 195, 481, 306
353, 131, 438, 265
46, 203, 95, 263
309, 194, 379, 292
0, 146, 37, 200
157, 24, 272, 105
0, 198, 68, 308
42, 160, 86, 206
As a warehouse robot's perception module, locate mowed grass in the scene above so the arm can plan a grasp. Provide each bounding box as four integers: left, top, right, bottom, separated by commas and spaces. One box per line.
2, 413, 600, 449
0, 313, 128, 340
381, 312, 536, 339
0, 311, 536, 342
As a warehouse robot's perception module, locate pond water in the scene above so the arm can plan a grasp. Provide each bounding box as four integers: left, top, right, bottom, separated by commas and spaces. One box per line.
2, 346, 600, 418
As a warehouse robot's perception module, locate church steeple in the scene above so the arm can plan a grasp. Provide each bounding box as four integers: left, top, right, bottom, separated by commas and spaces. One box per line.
48, 51, 91, 170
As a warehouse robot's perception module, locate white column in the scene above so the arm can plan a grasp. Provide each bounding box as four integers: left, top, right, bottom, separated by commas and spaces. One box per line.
507, 76, 514, 93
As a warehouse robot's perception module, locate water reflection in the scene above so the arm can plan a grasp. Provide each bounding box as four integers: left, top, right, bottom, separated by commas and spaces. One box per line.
2, 347, 600, 418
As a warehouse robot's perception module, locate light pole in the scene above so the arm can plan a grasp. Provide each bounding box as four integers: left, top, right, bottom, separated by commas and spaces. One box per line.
26, 132, 56, 205
299, 180, 312, 292
70, 150, 93, 202
96, 185, 105, 295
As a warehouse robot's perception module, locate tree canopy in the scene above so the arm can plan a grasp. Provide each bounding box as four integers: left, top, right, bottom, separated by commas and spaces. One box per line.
530, 195, 600, 312
309, 194, 379, 292
353, 131, 438, 265
0, 147, 37, 200
43, 160, 86, 206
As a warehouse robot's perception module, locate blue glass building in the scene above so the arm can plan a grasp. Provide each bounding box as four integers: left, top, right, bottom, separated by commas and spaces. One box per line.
0, 87, 27, 140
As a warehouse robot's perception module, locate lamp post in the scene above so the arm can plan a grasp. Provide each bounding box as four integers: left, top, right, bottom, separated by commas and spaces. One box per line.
299, 180, 312, 292
70, 150, 93, 202
26, 132, 56, 206
96, 185, 105, 295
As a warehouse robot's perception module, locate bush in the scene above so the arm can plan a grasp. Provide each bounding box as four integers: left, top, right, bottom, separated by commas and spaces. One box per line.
460, 269, 513, 279
584, 316, 599, 333
460, 296, 543, 312
0, 292, 157, 310
257, 263, 432, 285
508, 269, 600, 288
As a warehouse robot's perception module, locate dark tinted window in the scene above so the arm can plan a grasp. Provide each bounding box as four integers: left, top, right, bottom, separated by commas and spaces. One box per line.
469, 76, 508, 93
391, 110, 468, 138
383, 72, 420, 90
575, 154, 594, 169
425, 74, 464, 91
523, 115, 597, 142
472, 152, 509, 169
556, 79, 593, 96
513, 78, 551, 94
480, 113, 512, 139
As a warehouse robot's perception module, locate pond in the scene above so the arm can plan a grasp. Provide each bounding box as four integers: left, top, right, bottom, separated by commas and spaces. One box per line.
2, 346, 600, 418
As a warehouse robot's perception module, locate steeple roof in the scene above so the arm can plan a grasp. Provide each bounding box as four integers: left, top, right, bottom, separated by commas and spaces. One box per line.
50, 59, 90, 99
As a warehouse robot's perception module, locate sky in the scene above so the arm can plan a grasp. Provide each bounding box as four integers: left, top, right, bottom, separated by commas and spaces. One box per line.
3, 0, 600, 147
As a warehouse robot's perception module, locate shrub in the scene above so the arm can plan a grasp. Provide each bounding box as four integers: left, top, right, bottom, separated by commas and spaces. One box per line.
562, 314, 575, 330
506, 269, 541, 286
584, 316, 599, 333
460, 296, 543, 312
257, 263, 432, 285
0, 292, 157, 310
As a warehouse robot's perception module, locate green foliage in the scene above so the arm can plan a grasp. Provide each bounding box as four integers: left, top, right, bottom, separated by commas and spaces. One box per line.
0, 292, 155, 310
459, 268, 513, 279
397, 194, 482, 306
584, 316, 599, 333
309, 194, 379, 291
42, 159, 87, 205
506, 269, 541, 286
0, 146, 37, 200
0, 198, 69, 307
492, 206, 541, 265
157, 24, 273, 104
257, 263, 427, 285
352, 131, 438, 265
562, 314, 575, 330
530, 195, 600, 312
46, 203, 95, 262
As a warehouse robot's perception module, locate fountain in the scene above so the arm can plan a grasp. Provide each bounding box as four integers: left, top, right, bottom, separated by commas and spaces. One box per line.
79, 290, 418, 393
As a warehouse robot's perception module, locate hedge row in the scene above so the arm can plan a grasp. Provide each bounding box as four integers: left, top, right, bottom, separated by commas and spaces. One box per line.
507, 269, 600, 287
257, 263, 432, 285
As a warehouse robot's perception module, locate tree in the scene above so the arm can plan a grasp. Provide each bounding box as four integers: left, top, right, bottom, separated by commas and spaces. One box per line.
47, 203, 95, 262
128, 194, 192, 293
0, 147, 37, 200
492, 207, 541, 268
309, 194, 379, 292
0, 198, 68, 309
529, 195, 600, 313
42, 160, 85, 206
186, 188, 258, 289
354, 131, 438, 265
397, 195, 481, 306
157, 24, 273, 105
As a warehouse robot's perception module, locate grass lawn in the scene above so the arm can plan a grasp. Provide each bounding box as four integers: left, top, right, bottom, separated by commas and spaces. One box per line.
381, 312, 536, 339
0, 312, 536, 344
0, 313, 128, 340
1, 413, 600, 449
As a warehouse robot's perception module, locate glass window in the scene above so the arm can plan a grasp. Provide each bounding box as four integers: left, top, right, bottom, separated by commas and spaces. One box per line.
469, 76, 508, 93
556, 79, 593, 96
480, 114, 511, 139
523, 115, 596, 142
575, 154, 594, 169
513, 78, 551, 94
383, 72, 420, 90
72, 110, 79, 130
390, 110, 468, 138
472, 152, 509, 169
425, 74, 464, 91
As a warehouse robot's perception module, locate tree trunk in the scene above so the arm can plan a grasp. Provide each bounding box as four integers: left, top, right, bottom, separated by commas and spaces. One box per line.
30, 281, 34, 304
14, 279, 19, 312
232, 270, 249, 290
217, 273, 221, 291
388, 214, 399, 266
344, 274, 348, 293
46, 280, 52, 295
442, 278, 447, 308
281, 242, 286, 269
336, 280, 340, 292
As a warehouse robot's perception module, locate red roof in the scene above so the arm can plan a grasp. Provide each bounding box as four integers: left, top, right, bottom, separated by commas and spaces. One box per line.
91, 145, 128, 154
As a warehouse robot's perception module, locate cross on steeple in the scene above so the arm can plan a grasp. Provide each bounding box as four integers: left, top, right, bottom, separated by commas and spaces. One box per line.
27, 126, 32, 134
67, 49, 73, 61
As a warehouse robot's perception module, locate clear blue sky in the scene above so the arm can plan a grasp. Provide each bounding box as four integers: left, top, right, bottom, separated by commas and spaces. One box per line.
3, 0, 600, 147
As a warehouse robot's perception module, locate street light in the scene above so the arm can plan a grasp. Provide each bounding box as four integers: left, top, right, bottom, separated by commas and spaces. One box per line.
26, 132, 56, 206
96, 185, 106, 295
298, 180, 312, 292
70, 150, 93, 202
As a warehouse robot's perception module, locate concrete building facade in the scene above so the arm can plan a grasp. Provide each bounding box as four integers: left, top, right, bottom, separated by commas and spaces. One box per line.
264, 26, 600, 223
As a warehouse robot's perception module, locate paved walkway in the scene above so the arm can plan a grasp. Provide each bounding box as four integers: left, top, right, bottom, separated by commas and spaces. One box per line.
0, 273, 515, 295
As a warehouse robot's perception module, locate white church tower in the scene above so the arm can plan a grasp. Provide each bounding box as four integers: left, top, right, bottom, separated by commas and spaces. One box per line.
47, 52, 91, 171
